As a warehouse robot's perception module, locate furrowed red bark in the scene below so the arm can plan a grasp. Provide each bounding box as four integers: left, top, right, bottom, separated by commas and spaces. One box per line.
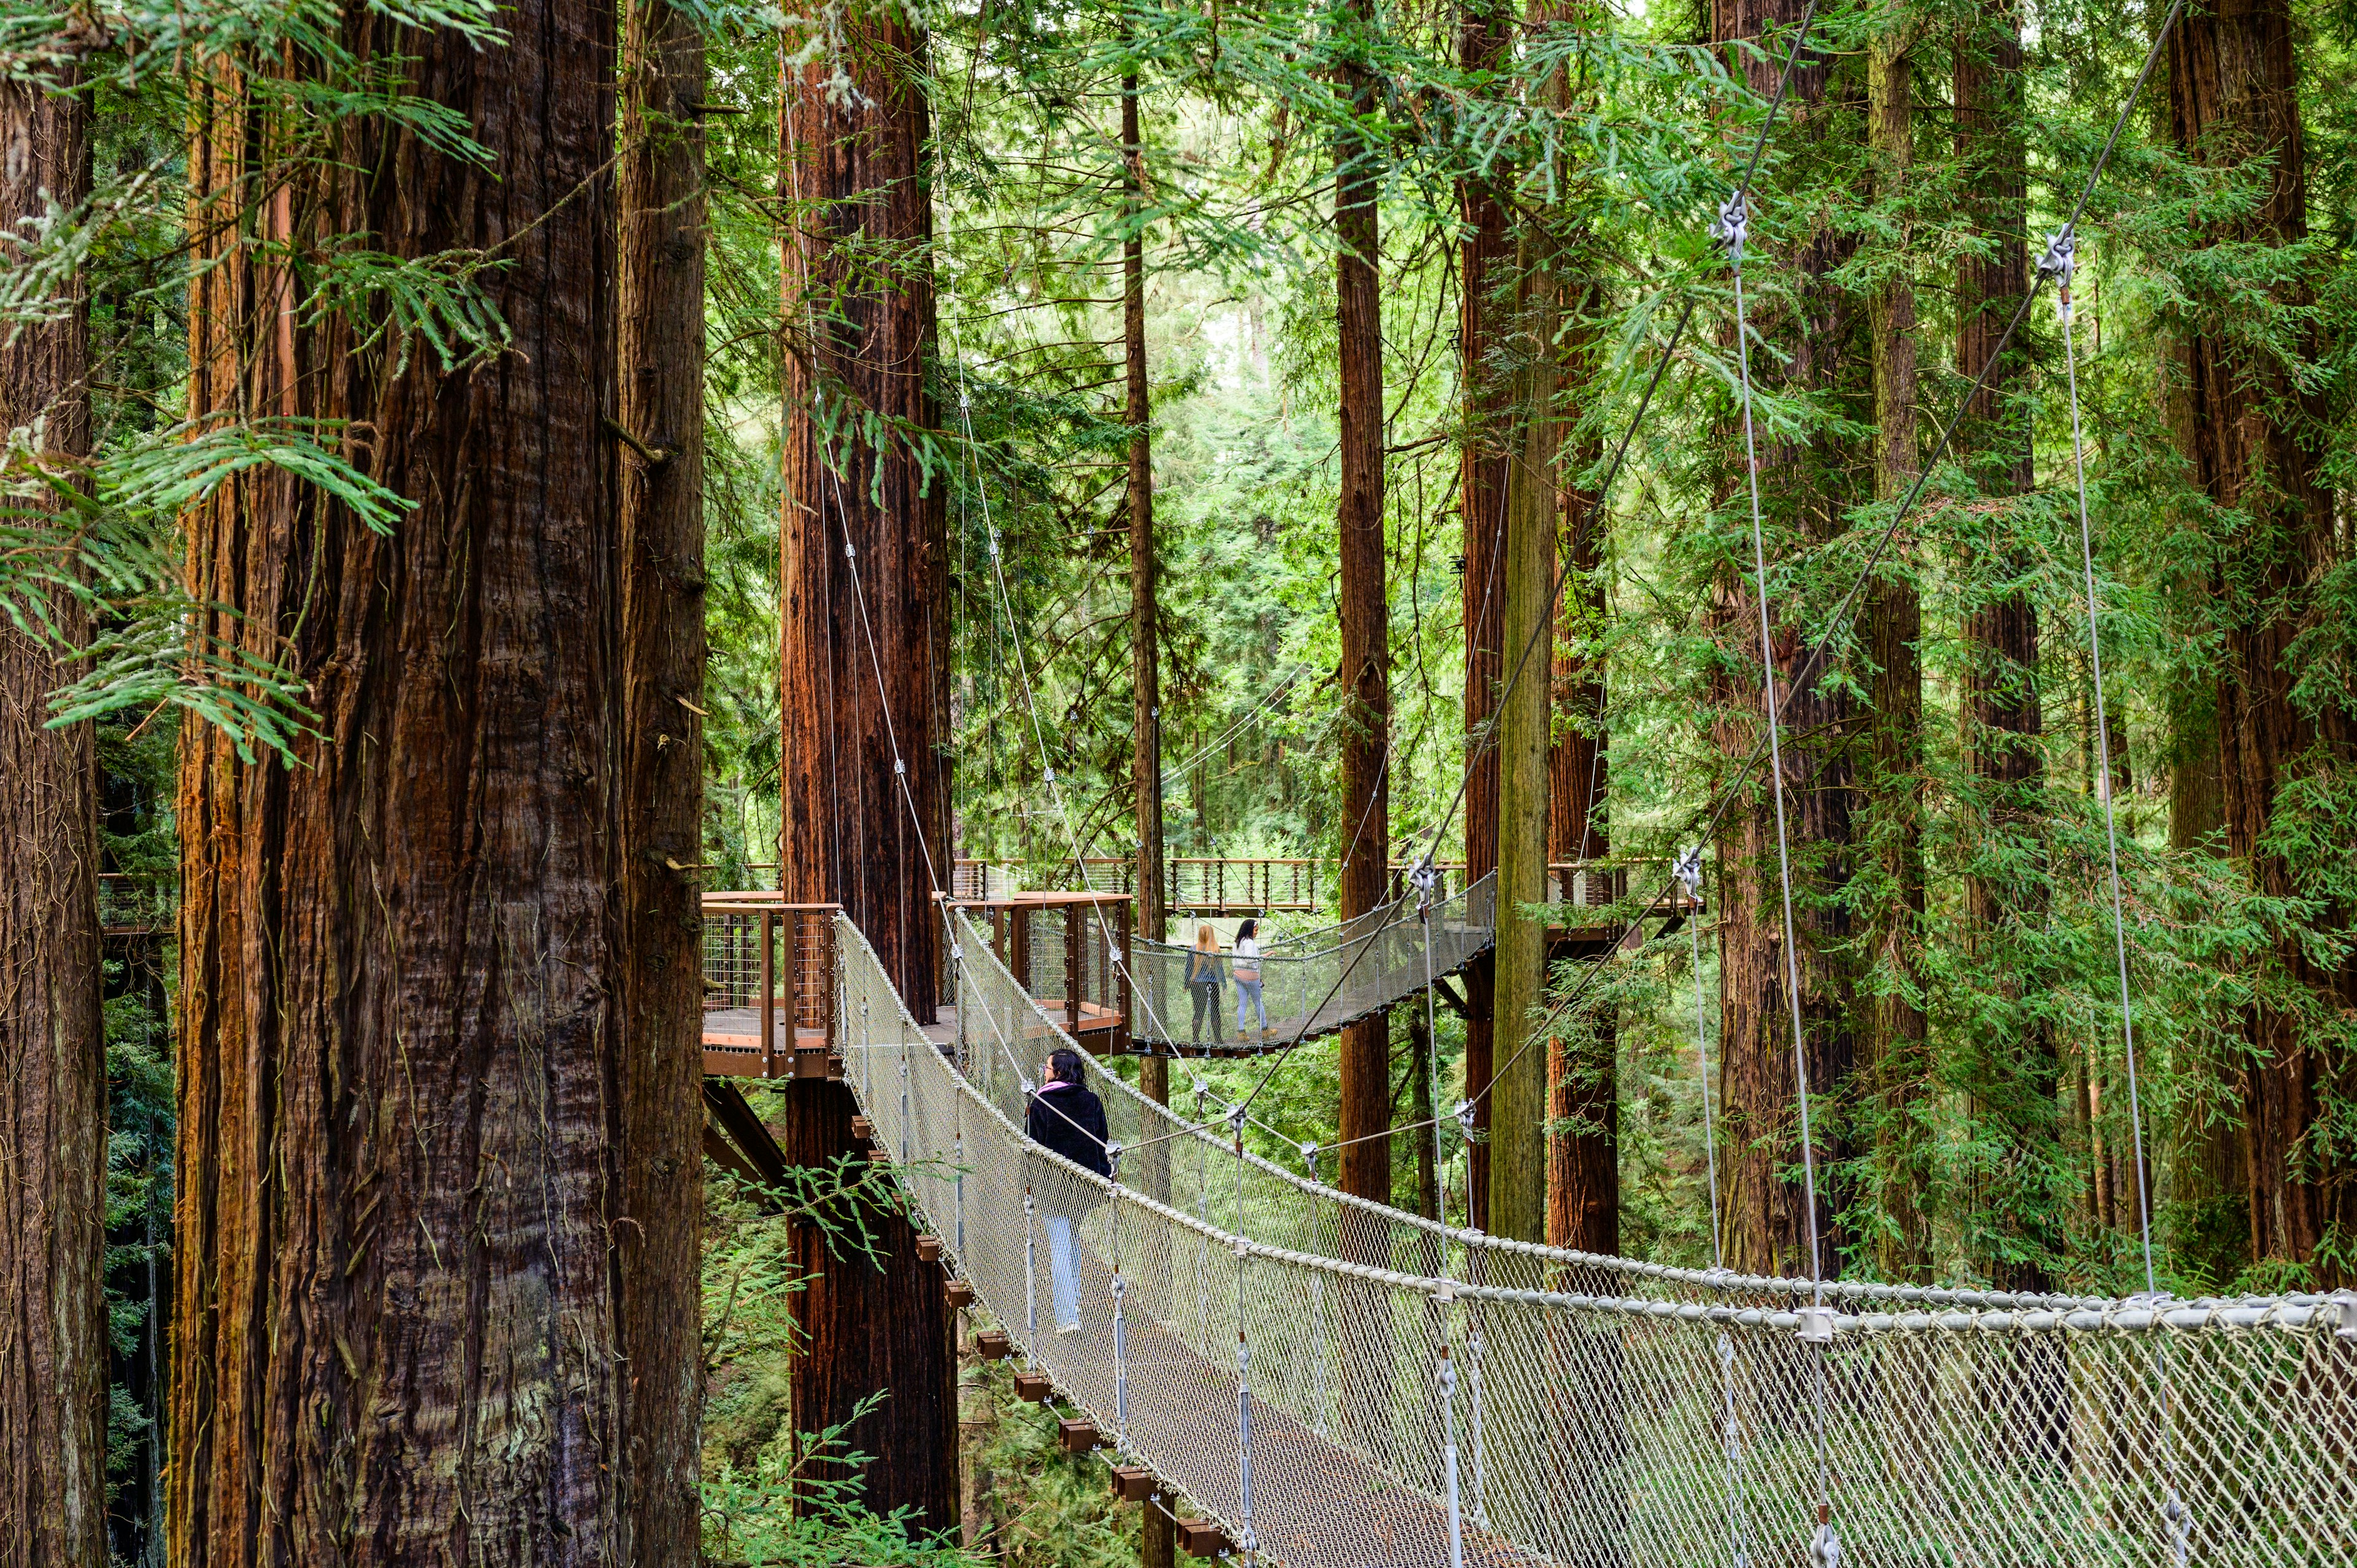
2167, 0, 2357, 1283
1708, 0, 1859, 1281
775, 1079, 958, 1525
776, 9, 958, 1517
1335, 0, 1391, 1218
779, 10, 948, 1018
1545, 374, 1614, 1256
1457, 0, 1511, 1235
617, 0, 709, 1556
171, 8, 629, 1560
0, 68, 106, 1568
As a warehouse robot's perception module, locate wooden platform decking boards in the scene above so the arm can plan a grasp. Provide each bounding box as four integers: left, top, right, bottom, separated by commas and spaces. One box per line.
699, 1007, 824, 1077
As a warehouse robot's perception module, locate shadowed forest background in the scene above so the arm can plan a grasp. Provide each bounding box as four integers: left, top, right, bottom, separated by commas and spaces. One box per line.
2, 0, 2355, 1561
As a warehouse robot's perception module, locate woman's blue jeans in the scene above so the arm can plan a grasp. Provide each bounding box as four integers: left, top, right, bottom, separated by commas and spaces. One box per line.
1236, 977, 1268, 1032
1045, 1213, 1080, 1329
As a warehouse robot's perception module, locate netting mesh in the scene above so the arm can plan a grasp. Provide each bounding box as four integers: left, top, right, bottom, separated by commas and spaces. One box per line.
846, 914, 2357, 1568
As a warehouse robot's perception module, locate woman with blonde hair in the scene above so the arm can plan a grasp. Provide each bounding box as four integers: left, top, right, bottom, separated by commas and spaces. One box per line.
1183, 922, 1226, 1046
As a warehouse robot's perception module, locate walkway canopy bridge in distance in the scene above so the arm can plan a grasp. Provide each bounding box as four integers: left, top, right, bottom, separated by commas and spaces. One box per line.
827, 905, 2357, 1568
916, 859, 1700, 1059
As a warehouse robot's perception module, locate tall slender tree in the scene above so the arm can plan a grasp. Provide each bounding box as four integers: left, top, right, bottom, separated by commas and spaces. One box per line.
1488, 272, 1555, 1244
1457, 0, 1512, 1235
1126, 62, 1165, 957
170, 4, 642, 1555
1954, 0, 2061, 1294
776, 9, 958, 1520
1334, 0, 1393, 1218
1708, 0, 1860, 1281
2166, 0, 2356, 1283
616, 0, 708, 1555
1121, 66, 1176, 1568
1544, 294, 1615, 1257
1859, 16, 1931, 1282
1488, 0, 1581, 1248
0, 66, 106, 1568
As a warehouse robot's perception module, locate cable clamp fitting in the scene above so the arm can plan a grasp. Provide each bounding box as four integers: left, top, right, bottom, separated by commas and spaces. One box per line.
1673, 847, 1704, 897
1795, 1305, 1838, 1343
1453, 1099, 1477, 1139
2039, 224, 2078, 320
1299, 1141, 1320, 1181
1106, 1142, 1123, 1180
2037, 223, 2076, 285
1810, 1523, 1842, 1568
1711, 190, 1749, 265
2334, 1290, 2357, 1340
1227, 1103, 1248, 1137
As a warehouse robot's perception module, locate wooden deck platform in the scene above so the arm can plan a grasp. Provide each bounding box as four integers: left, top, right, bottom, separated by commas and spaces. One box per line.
702, 1007, 825, 1077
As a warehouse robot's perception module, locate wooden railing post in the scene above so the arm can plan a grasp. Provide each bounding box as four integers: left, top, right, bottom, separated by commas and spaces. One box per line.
759, 908, 777, 1079
1117, 897, 1133, 1048
1066, 902, 1083, 1040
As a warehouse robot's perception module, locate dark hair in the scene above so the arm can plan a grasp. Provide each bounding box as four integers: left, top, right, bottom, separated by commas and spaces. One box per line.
1237, 918, 1258, 941
1048, 1047, 1086, 1085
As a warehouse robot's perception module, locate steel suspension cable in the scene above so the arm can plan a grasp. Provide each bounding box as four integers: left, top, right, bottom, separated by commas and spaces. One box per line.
2047, 219, 2186, 1564
1716, 158, 1837, 1561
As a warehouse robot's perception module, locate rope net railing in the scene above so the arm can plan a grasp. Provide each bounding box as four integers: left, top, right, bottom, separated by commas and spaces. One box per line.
1128, 872, 1498, 1052
846, 912, 2357, 1568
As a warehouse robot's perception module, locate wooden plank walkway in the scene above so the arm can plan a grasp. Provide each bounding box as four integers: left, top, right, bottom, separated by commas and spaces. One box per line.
1025, 1227, 1522, 1568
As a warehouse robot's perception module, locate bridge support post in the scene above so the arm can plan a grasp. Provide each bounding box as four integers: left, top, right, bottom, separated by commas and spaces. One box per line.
760, 910, 776, 1078
1439, 1335, 1464, 1568
1024, 1188, 1039, 1365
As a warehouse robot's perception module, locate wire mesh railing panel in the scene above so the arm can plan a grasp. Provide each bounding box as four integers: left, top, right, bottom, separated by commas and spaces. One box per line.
845, 913, 2357, 1568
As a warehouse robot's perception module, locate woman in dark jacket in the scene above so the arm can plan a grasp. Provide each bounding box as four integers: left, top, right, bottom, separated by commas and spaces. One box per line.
1026, 1048, 1110, 1331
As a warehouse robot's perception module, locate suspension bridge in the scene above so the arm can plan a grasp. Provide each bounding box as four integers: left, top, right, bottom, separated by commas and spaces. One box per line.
697, 902, 2357, 1568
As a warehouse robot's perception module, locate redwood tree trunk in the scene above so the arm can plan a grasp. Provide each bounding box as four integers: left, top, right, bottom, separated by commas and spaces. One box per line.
0, 69, 106, 1568
775, 1079, 958, 1525
1456, 0, 1511, 1235
776, 14, 958, 1516
171, 9, 631, 1559
1708, 0, 1859, 1281
617, 1, 708, 1557
1860, 22, 1932, 1284
1955, 0, 2062, 1296
1334, 2, 1391, 1216
1544, 311, 1614, 1257
1125, 68, 1165, 946
778, 15, 947, 1017
2167, 0, 2357, 1283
